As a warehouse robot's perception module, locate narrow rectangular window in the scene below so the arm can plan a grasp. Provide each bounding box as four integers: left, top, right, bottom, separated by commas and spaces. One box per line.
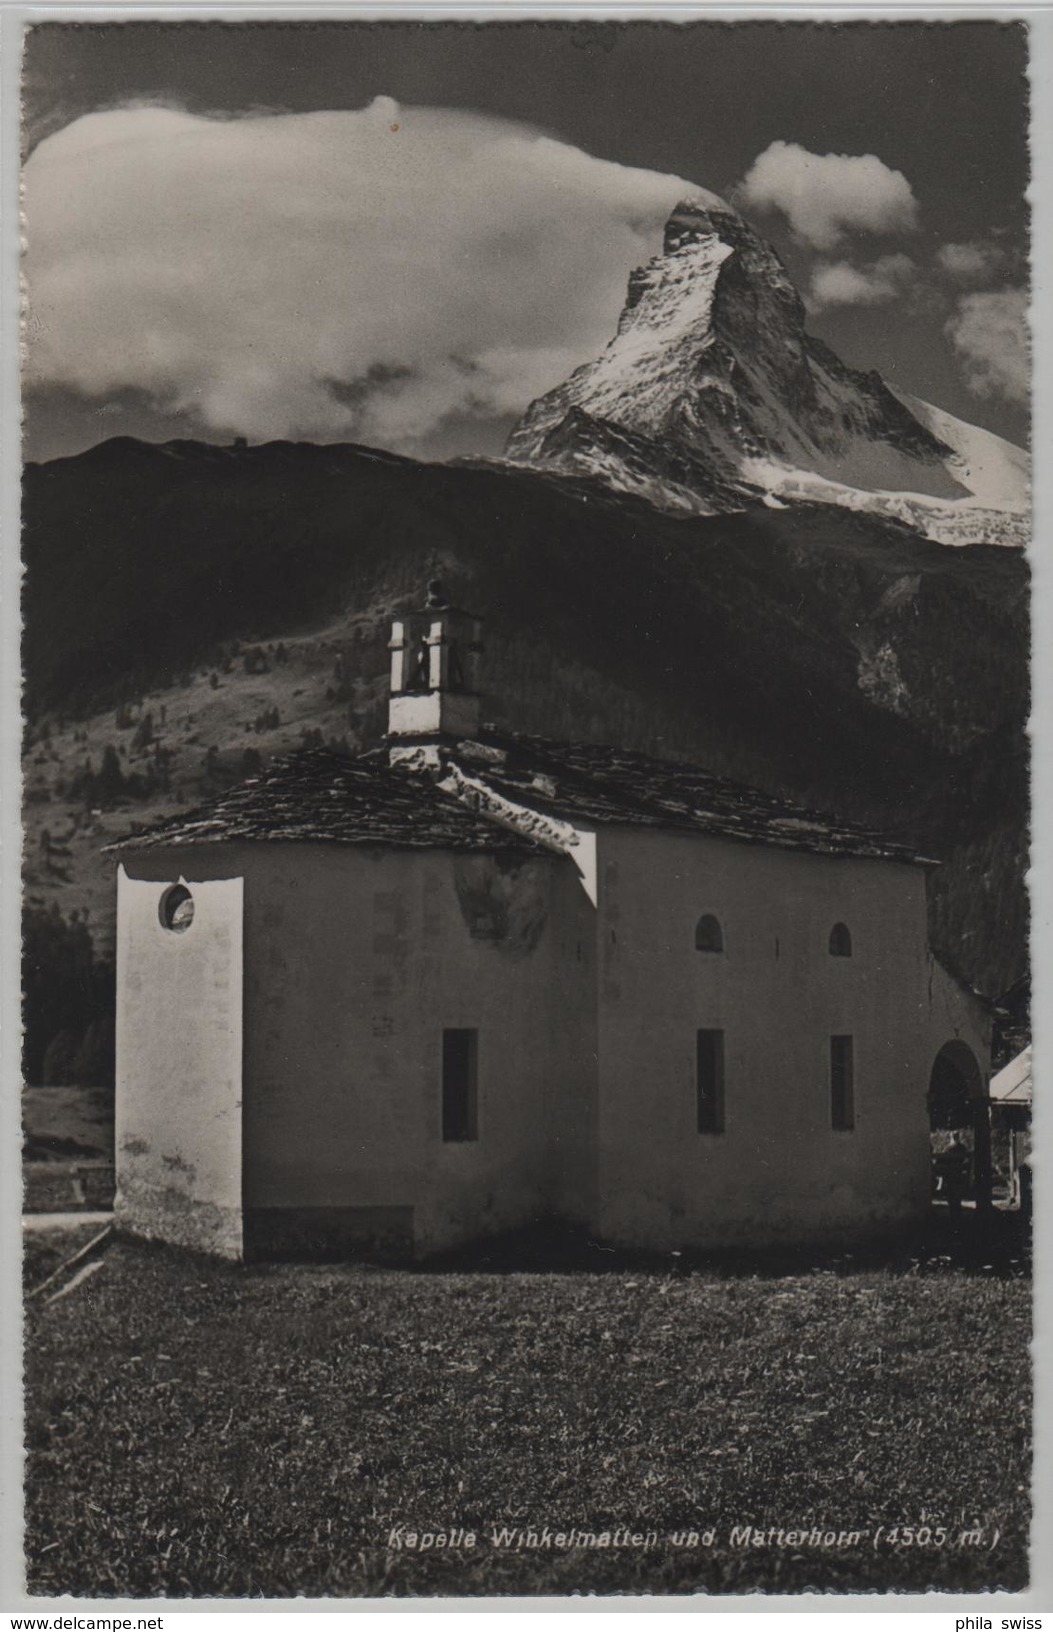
696, 1029, 725, 1134
830, 1034, 855, 1130
442, 1028, 478, 1142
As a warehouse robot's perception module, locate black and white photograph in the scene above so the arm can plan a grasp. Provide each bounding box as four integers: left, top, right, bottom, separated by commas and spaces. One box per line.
15, 12, 1034, 1603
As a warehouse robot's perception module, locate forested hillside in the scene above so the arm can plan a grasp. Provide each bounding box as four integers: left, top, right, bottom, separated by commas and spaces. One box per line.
21, 436, 1029, 1080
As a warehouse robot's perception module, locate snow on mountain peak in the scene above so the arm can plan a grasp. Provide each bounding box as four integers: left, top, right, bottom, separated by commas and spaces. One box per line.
506, 198, 1028, 548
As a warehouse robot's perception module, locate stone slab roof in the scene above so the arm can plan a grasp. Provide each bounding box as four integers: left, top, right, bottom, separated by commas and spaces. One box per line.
451, 733, 932, 864
109, 733, 932, 866
106, 749, 540, 855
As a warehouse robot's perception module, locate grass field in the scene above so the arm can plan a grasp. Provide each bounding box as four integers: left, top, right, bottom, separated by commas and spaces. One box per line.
23, 1221, 109, 1292
23, 1226, 1030, 1600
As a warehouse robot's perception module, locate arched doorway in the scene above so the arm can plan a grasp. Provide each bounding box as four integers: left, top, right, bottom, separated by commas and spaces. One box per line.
928, 1040, 992, 1209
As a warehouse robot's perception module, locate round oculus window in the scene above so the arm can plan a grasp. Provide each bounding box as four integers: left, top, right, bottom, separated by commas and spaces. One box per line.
159, 883, 195, 933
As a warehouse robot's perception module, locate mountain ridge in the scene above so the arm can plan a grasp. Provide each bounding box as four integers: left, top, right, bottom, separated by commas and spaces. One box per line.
22, 433, 1028, 999
505, 199, 1029, 548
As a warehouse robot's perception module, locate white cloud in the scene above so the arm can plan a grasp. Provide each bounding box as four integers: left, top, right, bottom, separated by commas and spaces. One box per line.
936, 240, 1010, 284
809, 253, 916, 309
945, 288, 1029, 406
737, 140, 918, 251
23, 99, 708, 452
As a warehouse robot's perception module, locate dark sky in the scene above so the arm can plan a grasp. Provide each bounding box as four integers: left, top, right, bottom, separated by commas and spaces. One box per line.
22, 19, 1030, 459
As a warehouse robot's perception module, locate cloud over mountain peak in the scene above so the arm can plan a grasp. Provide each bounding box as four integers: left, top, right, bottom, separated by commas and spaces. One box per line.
23, 99, 696, 452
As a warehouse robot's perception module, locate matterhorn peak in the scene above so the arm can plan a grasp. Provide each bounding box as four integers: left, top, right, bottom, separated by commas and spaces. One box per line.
664, 195, 735, 246
662, 195, 761, 254
506, 198, 1027, 548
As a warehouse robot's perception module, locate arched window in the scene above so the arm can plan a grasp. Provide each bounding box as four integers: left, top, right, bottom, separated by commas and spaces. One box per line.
829, 922, 852, 957
695, 914, 724, 953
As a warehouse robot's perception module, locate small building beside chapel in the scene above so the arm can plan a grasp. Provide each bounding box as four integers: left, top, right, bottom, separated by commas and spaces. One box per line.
110, 586, 991, 1261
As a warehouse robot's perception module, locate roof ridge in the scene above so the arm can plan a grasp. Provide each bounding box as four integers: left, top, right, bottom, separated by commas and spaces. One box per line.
463, 731, 930, 864
105, 745, 540, 856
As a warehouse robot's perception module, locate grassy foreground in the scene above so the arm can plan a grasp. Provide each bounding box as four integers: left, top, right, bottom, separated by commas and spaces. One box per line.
24, 1236, 1030, 1598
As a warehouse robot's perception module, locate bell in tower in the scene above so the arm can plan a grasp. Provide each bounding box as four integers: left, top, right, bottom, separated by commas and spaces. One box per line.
387, 581, 483, 742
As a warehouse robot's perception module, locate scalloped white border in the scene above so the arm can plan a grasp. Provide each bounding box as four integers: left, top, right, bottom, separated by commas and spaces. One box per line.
1, 7, 1047, 1616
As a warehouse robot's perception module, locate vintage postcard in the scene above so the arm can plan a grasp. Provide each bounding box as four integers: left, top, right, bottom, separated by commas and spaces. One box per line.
14, 10, 1035, 1604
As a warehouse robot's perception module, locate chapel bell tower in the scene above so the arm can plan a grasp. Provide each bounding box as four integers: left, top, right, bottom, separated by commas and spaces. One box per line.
387, 581, 483, 741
